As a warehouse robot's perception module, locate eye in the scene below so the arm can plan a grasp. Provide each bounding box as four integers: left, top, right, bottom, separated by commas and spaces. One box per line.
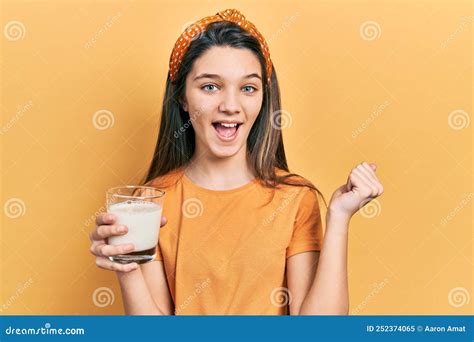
242, 85, 257, 93
201, 84, 219, 92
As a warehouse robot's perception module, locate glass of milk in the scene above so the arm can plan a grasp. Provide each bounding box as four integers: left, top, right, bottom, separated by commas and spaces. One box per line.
106, 185, 165, 264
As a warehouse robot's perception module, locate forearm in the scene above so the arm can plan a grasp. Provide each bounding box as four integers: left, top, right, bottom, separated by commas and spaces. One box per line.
299, 211, 350, 315
116, 267, 164, 315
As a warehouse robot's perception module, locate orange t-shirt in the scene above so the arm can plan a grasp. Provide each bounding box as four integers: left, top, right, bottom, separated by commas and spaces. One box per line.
148, 167, 324, 315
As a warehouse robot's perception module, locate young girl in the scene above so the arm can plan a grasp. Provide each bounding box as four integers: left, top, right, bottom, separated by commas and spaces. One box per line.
89, 9, 383, 315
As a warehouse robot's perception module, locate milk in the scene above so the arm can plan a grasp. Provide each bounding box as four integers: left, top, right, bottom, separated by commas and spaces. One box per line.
107, 201, 162, 252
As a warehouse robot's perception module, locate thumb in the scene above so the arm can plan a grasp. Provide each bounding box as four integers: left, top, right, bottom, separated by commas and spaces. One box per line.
160, 215, 168, 228
370, 163, 377, 171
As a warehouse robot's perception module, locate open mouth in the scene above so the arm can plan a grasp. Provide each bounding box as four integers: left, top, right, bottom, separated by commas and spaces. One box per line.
212, 122, 242, 140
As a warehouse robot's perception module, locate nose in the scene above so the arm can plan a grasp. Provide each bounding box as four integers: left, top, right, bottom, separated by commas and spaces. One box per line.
218, 88, 241, 115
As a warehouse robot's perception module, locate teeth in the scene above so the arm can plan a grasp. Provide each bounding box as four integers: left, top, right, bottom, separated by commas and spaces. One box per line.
219, 123, 238, 128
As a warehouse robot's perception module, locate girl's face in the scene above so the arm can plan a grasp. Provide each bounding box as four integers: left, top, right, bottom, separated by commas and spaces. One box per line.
182, 46, 264, 159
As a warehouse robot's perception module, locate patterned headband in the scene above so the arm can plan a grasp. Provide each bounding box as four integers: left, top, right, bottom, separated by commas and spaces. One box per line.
169, 9, 273, 84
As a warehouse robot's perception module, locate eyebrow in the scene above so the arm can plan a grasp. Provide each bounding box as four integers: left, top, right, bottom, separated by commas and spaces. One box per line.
193, 73, 262, 81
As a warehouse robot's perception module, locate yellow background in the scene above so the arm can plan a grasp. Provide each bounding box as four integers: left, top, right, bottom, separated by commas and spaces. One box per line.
1, 0, 472, 315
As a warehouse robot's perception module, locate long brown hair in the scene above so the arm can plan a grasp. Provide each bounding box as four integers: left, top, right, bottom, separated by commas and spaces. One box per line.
141, 21, 327, 207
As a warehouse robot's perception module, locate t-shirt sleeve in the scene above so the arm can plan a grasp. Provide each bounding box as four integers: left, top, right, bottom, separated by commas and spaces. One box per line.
286, 188, 324, 258
155, 242, 164, 261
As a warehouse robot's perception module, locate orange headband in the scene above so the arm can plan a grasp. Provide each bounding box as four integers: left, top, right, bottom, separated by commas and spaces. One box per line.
169, 9, 273, 84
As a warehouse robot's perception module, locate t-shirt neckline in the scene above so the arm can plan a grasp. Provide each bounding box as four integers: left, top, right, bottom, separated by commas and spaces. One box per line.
182, 171, 259, 195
